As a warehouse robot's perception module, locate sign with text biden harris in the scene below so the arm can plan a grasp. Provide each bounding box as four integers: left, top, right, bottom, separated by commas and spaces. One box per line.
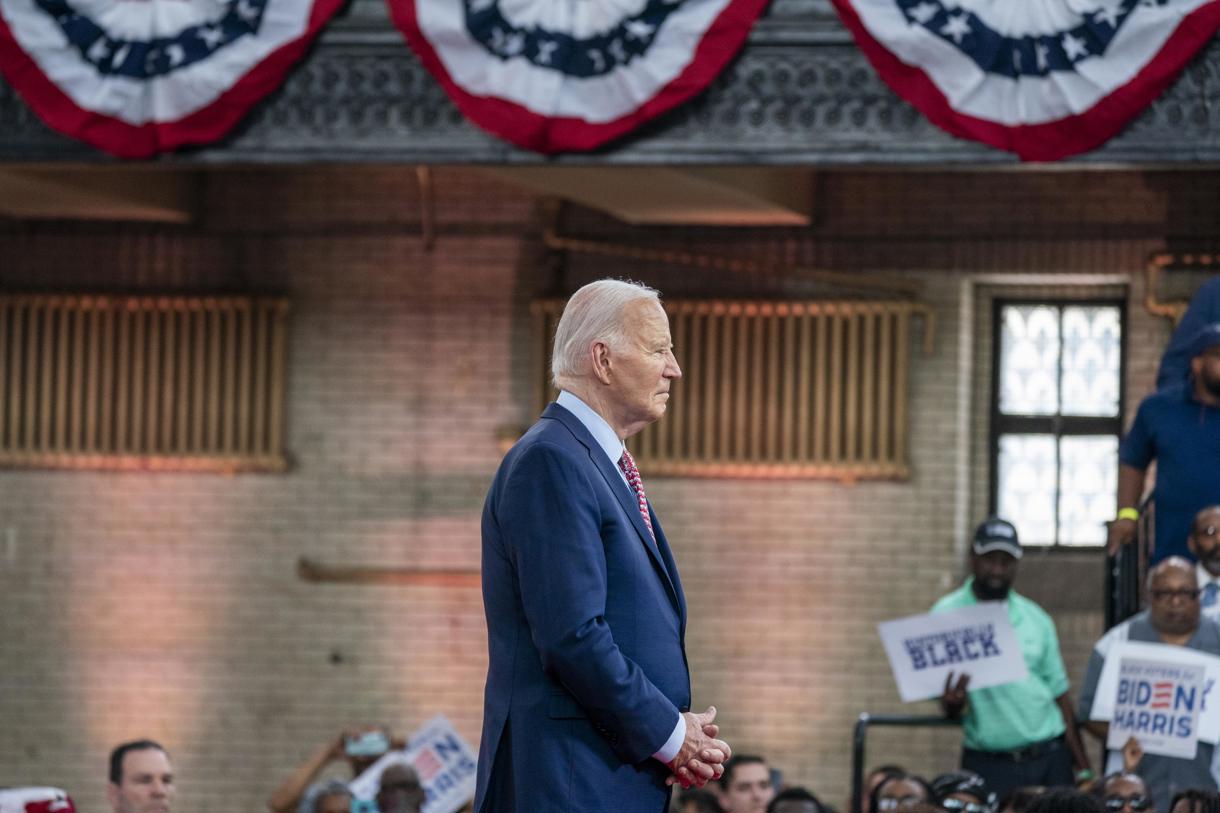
1107, 657, 1205, 760
878, 603, 1028, 703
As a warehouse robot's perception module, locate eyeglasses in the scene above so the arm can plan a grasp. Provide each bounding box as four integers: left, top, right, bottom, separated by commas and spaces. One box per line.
1196, 525, 1220, 539
877, 798, 925, 811
941, 798, 991, 813
1103, 795, 1152, 812
1149, 588, 1201, 602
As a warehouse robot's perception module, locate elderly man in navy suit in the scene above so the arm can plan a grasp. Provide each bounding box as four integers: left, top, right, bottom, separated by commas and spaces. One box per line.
475, 279, 730, 813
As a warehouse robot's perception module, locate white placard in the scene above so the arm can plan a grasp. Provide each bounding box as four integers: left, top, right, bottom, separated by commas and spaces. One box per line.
349, 715, 477, 813
1107, 656, 1204, 760
1089, 640, 1220, 744
877, 602, 1029, 703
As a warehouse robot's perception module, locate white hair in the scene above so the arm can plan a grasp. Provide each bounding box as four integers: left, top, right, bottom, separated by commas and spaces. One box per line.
551, 279, 661, 386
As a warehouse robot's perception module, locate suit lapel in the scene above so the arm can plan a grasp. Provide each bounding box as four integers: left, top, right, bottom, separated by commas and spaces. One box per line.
544, 404, 682, 615
649, 510, 687, 633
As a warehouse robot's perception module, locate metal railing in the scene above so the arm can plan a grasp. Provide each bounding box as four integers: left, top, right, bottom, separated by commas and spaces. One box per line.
1104, 493, 1154, 630
850, 714, 961, 813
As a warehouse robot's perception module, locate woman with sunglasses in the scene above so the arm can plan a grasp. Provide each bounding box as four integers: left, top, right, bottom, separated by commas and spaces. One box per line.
1099, 773, 1153, 813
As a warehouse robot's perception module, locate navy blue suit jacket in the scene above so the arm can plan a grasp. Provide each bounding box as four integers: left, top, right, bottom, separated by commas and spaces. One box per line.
475, 403, 690, 813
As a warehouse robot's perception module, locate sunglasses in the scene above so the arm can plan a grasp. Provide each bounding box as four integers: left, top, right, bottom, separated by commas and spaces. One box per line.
1103, 796, 1152, 812
941, 799, 991, 813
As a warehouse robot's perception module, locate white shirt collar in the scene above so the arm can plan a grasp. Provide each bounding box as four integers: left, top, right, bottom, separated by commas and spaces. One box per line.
557, 390, 626, 472
1198, 563, 1220, 589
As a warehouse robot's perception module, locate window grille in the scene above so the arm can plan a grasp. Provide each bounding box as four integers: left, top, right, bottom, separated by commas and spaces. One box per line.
990, 300, 1124, 546
0, 294, 289, 472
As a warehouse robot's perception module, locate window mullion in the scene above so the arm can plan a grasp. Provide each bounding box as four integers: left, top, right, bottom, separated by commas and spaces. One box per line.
1054, 305, 1065, 546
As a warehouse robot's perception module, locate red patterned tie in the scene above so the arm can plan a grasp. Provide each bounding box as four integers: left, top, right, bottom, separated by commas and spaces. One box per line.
618, 449, 655, 542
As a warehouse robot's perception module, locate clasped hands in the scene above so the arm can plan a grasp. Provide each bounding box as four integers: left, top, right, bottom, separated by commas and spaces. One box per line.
666, 706, 732, 790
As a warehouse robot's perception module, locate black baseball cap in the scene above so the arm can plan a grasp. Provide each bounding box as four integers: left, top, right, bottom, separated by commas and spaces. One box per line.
972, 517, 1022, 559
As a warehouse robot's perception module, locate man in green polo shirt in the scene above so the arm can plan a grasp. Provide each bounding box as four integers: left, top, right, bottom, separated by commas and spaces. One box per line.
933, 517, 1093, 800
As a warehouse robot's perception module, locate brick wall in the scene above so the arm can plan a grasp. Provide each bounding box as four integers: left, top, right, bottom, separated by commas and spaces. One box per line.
0, 167, 1215, 812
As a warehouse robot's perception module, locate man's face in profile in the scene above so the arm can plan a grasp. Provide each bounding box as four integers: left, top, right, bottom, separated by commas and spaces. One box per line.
107, 748, 175, 813
604, 299, 681, 433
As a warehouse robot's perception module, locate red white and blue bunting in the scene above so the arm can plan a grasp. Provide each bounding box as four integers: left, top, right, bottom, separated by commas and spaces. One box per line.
6, 0, 1211, 159
831, 0, 1220, 161
0, 0, 346, 157
388, 0, 770, 153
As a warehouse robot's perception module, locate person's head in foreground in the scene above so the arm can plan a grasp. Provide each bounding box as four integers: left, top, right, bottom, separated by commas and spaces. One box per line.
932, 771, 994, 813
1024, 789, 1102, 813
375, 763, 424, 813
766, 786, 826, 813
678, 788, 725, 813
1170, 789, 1220, 813
302, 780, 352, 813
871, 772, 933, 813
107, 740, 174, 813
716, 755, 775, 813
862, 767, 907, 813
998, 787, 1045, 813
1099, 772, 1151, 813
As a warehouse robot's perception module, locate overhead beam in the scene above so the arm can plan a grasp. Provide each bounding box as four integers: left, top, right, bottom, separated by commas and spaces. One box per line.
0, 167, 196, 222
486, 166, 814, 226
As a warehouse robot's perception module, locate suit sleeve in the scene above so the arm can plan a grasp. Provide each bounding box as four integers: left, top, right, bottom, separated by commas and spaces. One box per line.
497, 441, 681, 765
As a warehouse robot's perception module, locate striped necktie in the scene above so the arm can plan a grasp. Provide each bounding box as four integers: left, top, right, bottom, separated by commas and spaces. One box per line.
617, 449, 655, 542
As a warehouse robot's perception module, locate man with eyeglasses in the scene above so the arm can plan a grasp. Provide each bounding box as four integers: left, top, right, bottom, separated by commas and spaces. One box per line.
1188, 506, 1220, 616
934, 518, 1093, 802
1109, 323, 1220, 564
1078, 557, 1220, 812
1099, 772, 1153, 813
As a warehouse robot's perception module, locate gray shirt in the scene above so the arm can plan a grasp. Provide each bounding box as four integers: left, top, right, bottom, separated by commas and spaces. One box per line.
1078, 611, 1220, 813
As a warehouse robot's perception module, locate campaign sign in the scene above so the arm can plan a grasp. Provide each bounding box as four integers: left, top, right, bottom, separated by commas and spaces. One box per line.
1089, 641, 1220, 744
349, 715, 477, 813
878, 602, 1028, 703
1107, 657, 1204, 759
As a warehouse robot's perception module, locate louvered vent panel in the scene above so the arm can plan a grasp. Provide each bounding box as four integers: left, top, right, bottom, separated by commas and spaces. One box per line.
533, 299, 932, 481
0, 295, 289, 472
